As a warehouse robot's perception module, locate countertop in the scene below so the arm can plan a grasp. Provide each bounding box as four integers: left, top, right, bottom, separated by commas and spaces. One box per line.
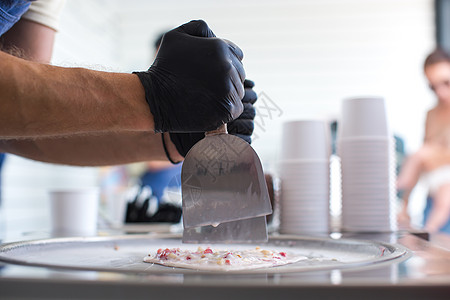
1, 199, 450, 299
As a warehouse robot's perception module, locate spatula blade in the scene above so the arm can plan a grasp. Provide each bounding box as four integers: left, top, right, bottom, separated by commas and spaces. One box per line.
182, 216, 268, 244
182, 133, 272, 229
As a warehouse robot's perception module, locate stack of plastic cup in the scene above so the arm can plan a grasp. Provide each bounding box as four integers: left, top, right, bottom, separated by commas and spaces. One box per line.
278, 120, 331, 234
337, 97, 397, 232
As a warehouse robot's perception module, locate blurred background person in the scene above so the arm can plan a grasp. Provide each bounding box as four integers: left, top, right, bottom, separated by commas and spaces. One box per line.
397, 48, 450, 234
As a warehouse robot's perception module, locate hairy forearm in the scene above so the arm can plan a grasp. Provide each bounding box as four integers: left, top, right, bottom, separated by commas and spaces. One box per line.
0, 51, 154, 138
0, 132, 161, 166
0, 131, 184, 166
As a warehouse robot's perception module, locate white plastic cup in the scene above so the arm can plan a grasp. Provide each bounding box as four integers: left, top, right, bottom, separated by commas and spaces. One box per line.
339, 97, 389, 139
281, 120, 331, 161
49, 188, 99, 237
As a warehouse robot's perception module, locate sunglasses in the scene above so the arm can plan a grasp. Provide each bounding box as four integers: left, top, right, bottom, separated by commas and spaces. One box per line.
429, 80, 450, 92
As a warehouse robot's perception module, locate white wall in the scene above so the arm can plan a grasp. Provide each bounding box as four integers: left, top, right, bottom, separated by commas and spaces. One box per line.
52, 0, 122, 70
2, 0, 436, 229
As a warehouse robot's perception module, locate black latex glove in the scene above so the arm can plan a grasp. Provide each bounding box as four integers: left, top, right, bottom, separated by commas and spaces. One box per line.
133, 20, 245, 133
169, 79, 258, 157
227, 79, 257, 144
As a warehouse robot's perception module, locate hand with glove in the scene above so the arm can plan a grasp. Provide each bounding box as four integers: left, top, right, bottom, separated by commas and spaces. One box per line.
168, 79, 258, 160
134, 20, 245, 133
227, 79, 257, 144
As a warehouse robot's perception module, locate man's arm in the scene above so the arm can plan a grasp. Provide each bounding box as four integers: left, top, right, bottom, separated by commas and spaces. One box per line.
0, 50, 154, 138
0, 19, 244, 165
0, 17, 183, 165
0, 132, 183, 166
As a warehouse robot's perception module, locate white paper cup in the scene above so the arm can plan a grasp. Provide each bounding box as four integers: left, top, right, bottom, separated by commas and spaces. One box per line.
339, 97, 389, 139
281, 120, 331, 160
49, 188, 99, 237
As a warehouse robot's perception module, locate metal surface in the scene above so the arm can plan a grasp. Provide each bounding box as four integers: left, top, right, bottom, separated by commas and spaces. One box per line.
4, 185, 449, 299
182, 216, 268, 243
0, 234, 408, 274
181, 127, 272, 242
2, 233, 450, 300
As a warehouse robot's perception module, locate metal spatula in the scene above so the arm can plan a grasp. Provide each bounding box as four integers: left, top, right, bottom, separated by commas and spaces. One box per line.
181, 124, 272, 242
182, 216, 268, 244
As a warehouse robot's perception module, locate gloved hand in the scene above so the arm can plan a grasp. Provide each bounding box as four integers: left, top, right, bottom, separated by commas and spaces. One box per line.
169, 79, 258, 158
227, 79, 257, 144
133, 20, 245, 133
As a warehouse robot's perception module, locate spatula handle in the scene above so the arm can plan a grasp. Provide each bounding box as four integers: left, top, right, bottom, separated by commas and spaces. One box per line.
206, 124, 227, 136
